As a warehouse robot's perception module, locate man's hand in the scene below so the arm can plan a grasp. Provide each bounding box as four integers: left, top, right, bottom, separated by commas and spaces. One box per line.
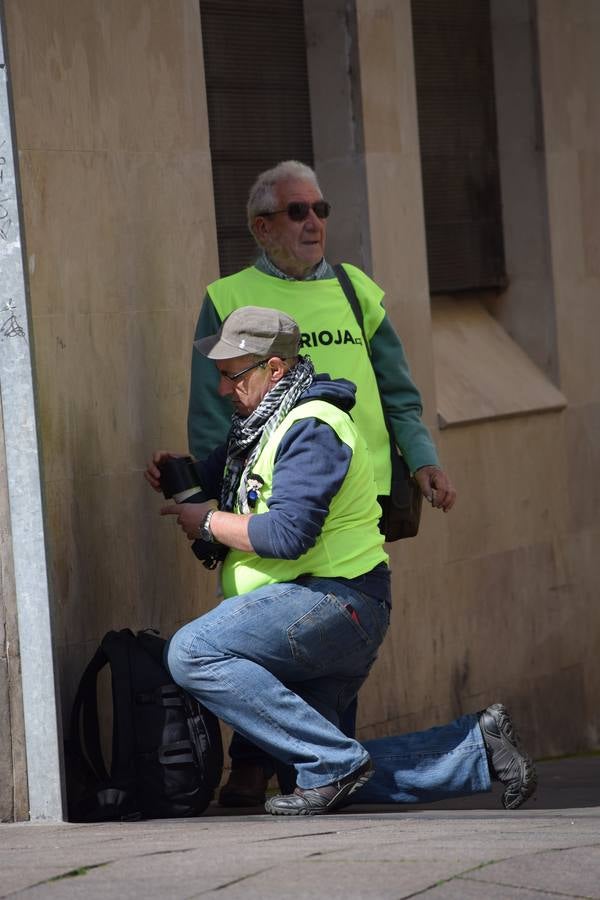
413, 465, 457, 512
160, 499, 218, 541
144, 450, 185, 492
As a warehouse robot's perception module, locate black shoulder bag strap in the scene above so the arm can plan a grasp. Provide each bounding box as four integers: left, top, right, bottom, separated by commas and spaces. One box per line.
333, 264, 370, 355
333, 263, 422, 540
333, 263, 394, 439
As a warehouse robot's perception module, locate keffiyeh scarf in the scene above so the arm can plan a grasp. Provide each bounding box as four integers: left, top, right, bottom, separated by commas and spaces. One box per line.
220, 355, 315, 514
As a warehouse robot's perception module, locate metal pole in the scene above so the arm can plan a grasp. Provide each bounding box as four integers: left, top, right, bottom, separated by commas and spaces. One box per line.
0, 4, 65, 821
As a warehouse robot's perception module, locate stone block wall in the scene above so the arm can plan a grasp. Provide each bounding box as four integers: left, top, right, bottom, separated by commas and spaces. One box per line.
2, 0, 600, 821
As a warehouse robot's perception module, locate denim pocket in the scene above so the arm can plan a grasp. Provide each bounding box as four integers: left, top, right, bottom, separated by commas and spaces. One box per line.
287, 592, 373, 673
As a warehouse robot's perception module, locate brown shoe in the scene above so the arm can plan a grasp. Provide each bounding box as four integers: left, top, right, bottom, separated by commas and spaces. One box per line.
218, 764, 271, 807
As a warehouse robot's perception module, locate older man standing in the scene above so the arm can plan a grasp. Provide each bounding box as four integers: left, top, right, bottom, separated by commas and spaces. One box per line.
189, 160, 456, 509
188, 161, 457, 806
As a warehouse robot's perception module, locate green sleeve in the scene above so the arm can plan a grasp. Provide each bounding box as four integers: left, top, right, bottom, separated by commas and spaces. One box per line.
370, 315, 440, 472
187, 293, 232, 460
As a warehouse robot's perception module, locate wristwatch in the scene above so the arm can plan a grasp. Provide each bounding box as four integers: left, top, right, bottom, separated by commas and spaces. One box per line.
199, 508, 217, 543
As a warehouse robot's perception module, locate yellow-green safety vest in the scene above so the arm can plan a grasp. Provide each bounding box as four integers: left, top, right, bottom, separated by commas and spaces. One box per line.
221, 398, 388, 599
207, 264, 391, 493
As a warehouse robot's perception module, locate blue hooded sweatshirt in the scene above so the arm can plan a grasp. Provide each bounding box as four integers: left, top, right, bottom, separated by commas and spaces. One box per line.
197, 376, 378, 563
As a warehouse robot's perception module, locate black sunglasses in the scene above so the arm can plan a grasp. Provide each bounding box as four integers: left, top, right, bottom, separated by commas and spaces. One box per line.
221, 359, 269, 382
259, 200, 331, 222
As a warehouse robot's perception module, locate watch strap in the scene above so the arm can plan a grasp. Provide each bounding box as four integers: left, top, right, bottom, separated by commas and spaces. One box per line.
200, 508, 217, 542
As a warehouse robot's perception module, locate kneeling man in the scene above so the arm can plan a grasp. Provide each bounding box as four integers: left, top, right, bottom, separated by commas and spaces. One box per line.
147, 306, 390, 814
146, 306, 537, 815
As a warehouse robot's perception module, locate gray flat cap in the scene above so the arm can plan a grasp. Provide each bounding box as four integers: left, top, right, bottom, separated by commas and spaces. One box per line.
194, 306, 300, 360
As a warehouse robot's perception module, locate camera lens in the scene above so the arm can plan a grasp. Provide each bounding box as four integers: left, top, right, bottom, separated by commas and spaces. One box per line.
158, 457, 203, 503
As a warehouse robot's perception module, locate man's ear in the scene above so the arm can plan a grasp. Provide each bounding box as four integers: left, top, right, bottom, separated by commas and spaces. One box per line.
252, 216, 270, 245
267, 357, 287, 382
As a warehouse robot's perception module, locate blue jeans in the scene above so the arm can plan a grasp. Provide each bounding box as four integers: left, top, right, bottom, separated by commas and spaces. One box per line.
225, 712, 490, 803
167, 576, 390, 789
167, 577, 492, 801
228, 697, 358, 775
356, 713, 491, 803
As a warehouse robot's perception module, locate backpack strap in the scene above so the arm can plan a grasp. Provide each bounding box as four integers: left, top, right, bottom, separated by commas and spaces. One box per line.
100, 629, 138, 785
69, 644, 110, 782
156, 739, 197, 766
137, 683, 185, 708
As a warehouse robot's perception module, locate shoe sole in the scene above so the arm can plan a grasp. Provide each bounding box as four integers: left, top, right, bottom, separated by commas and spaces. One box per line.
265, 764, 374, 816
481, 703, 537, 810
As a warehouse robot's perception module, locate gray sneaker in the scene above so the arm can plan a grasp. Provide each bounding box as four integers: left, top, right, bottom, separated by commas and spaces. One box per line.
479, 703, 537, 809
265, 759, 374, 816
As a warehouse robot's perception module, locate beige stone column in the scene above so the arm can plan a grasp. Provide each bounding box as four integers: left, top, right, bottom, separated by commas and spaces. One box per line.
535, 0, 600, 746
354, 0, 436, 415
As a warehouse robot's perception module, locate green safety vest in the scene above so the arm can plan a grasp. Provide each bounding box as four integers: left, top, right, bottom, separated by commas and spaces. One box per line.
207, 264, 391, 493
220, 399, 388, 599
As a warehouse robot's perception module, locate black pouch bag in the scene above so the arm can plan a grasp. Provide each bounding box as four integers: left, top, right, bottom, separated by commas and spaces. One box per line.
333, 264, 423, 541
65, 628, 223, 821
378, 447, 422, 540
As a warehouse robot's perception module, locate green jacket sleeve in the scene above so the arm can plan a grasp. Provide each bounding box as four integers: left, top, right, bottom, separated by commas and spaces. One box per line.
187, 293, 232, 460
370, 315, 440, 473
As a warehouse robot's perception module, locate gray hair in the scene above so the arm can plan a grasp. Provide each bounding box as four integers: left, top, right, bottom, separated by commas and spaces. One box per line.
247, 160, 322, 234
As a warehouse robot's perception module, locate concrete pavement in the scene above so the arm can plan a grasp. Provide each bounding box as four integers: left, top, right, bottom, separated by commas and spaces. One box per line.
2, 756, 600, 899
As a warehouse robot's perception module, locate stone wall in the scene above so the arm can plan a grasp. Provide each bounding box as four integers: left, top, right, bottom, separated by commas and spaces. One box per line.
3, 0, 600, 821
2, 0, 223, 801
352, 0, 600, 758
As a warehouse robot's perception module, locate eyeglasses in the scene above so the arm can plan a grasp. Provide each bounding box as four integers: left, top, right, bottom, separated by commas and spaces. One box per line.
221, 359, 269, 382
259, 200, 331, 222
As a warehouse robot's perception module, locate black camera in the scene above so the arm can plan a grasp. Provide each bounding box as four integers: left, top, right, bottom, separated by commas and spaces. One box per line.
158, 456, 227, 570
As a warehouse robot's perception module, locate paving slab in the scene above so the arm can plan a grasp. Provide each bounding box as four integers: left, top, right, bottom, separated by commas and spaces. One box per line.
1, 757, 599, 899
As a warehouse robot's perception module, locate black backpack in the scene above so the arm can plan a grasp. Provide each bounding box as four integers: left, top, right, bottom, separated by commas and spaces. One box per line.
65, 628, 223, 821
